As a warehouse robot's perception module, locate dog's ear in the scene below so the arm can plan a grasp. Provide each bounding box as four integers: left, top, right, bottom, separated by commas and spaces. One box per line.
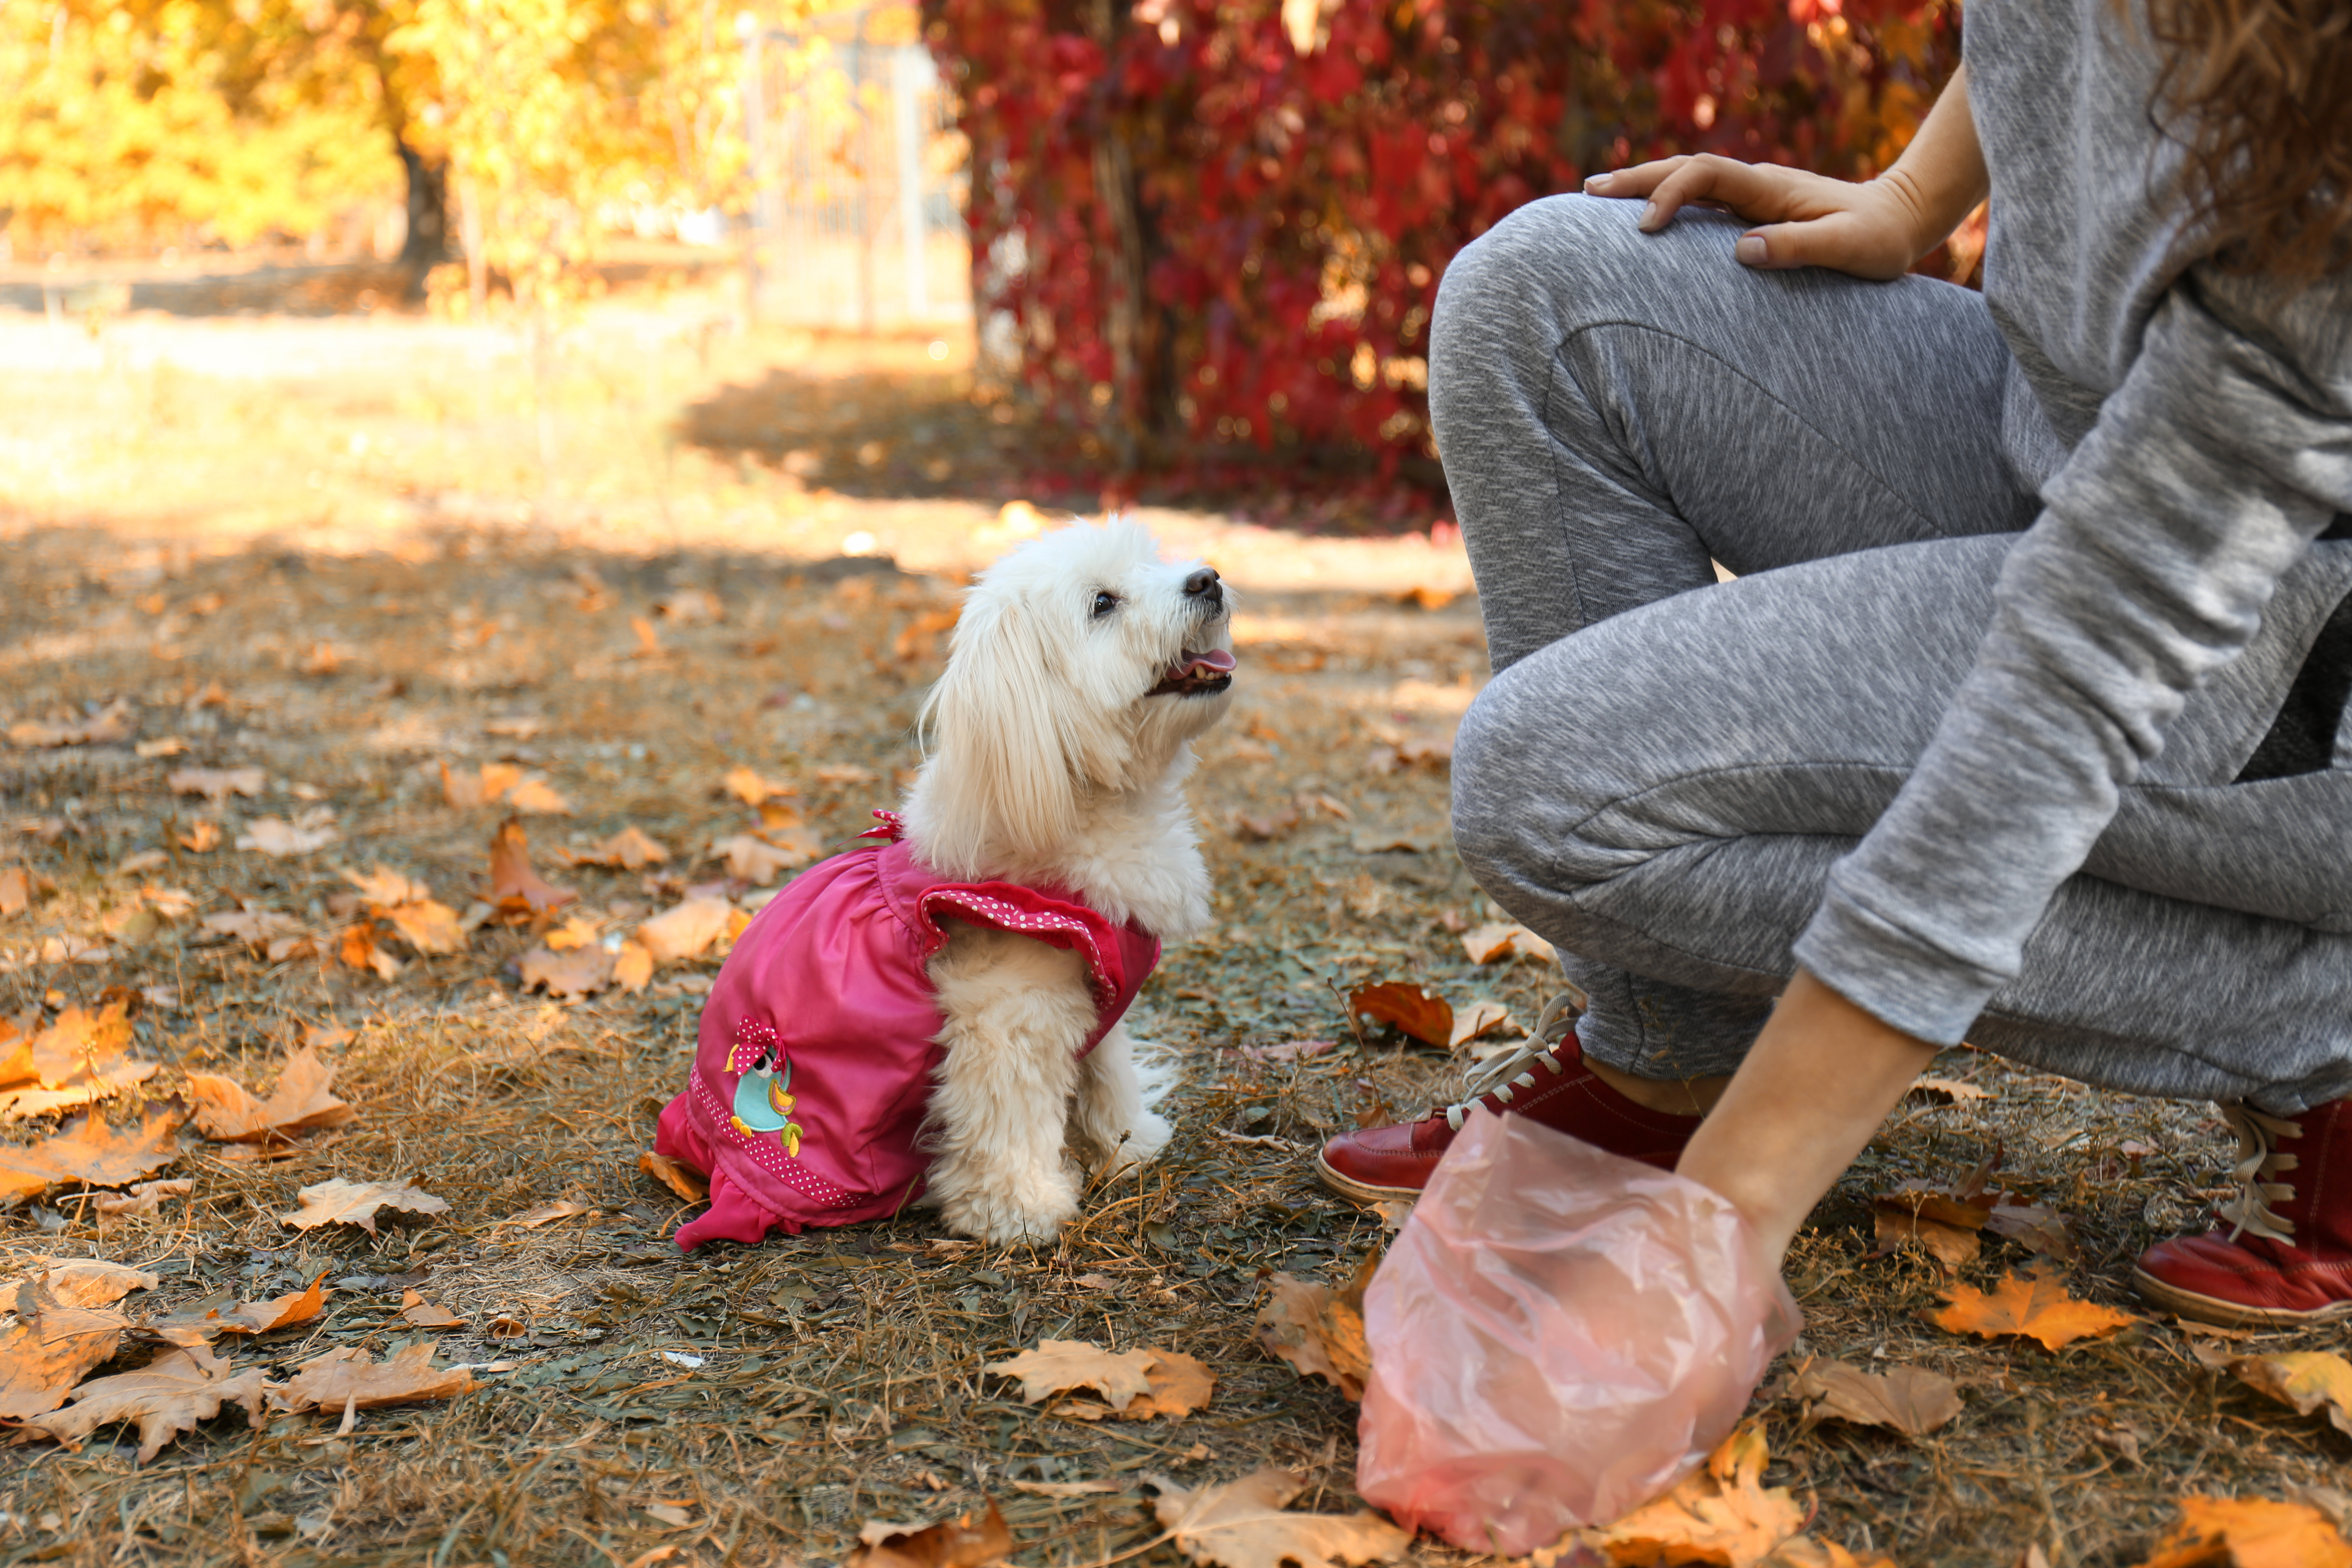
915, 599, 1079, 873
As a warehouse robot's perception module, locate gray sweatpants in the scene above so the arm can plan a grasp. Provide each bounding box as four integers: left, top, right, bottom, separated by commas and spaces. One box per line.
1436, 195, 2352, 1113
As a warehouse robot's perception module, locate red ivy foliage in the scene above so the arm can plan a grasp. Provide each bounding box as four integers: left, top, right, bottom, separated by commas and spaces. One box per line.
923, 0, 1960, 492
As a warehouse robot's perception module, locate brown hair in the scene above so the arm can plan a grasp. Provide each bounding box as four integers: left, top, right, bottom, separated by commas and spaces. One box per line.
2141, 0, 2352, 277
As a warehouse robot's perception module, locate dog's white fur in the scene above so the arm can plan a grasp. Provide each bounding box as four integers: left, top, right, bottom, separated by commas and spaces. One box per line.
902, 519, 1232, 1244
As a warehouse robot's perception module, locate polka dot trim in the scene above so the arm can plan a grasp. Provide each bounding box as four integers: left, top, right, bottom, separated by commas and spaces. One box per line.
687, 1066, 859, 1209
860, 809, 907, 840
914, 887, 1120, 1006
726, 1018, 780, 1075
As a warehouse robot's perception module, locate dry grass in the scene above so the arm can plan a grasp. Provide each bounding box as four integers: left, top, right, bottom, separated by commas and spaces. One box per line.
0, 279, 2347, 1568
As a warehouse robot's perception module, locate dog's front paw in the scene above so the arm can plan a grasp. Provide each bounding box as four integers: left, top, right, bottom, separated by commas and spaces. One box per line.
935, 1169, 1080, 1246
1097, 1109, 1173, 1174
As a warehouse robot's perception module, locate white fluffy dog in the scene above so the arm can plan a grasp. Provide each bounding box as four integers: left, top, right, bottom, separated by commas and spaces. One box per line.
900, 519, 1235, 1244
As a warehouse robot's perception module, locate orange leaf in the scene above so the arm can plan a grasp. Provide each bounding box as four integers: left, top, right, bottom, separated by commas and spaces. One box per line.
849, 1502, 1013, 1568
0, 1106, 183, 1206
381, 900, 466, 956
214, 1272, 332, 1335
723, 766, 797, 807
2137, 1495, 2352, 1568
488, 819, 576, 923
187, 1045, 358, 1143
518, 944, 616, 1000
637, 1150, 707, 1202
633, 897, 735, 963
1580, 1422, 1806, 1565
165, 766, 264, 802
612, 940, 655, 992
0, 1281, 131, 1419
279, 1178, 450, 1235
1151, 1469, 1408, 1568
267, 1340, 475, 1414
1929, 1270, 2135, 1351
399, 1289, 466, 1329
1348, 982, 1452, 1049
557, 826, 671, 869
1254, 1252, 1375, 1401
503, 777, 572, 815
20, 1342, 269, 1463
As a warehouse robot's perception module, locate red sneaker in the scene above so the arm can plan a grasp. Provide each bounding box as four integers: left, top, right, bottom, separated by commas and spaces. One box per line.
2132, 1099, 2352, 1327
1315, 995, 1704, 1206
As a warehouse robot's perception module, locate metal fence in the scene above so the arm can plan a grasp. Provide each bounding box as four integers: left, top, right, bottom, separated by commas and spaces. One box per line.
741, 8, 970, 330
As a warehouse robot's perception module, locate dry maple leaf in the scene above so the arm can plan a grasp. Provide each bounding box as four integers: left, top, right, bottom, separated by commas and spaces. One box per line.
213, 1272, 332, 1335
187, 1045, 358, 1143
440, 760, 524, 811
20, 1341, 270, 1463
0, 1280, 132, 1419
165, 766, 264, 802
503, 776, 572, 815
1254, 1253, 1375, 1400
94, 1178, 192, 1217
1150, 1468, 1410, 1568
488, 819, 577, 922
178, 820, 220, 852
638, 1150, 708, 1202
1049, 1349, 1216, 1421
1461, 922, 1554, 964
559, 826, 671, 870
20, 1002, 135, 1087
1982, 1198, 2081, 1264
238, 813, 339, 856
269, 1339, 477, 1414
1348, 983, 1453, 1049
0, 866, 31, 918
200, 908, 305, 951
1872, 1179, 1993, 1272
1907, 1076, 1992, 1105
341, 864, 433, 908
2138, 1495, 2352, 1568
8, 697, 136, 748
502, 1198, 594, 1229
613, 940, 656, 992
519, 944, 617, 1000
634, 897, 737, 964
279, 1177, 450, 1236
986, 1340, 1158, 1412
5, 1259, 159, 1309
1448, 1000, 1515, 1050
0, 1106, 184, 1205
2214, 1350, 2352, 1437
338, 922, 404, 980
847, 1501, 1012, 1568
1762, 1539, 1899, 1568
1930, 1270, 2135, 1352
1578, 1421, 1807, 1567
381, 899, 466, 955
723, 766, 797, 807
400, 1289, 465, 1329
714, 833, 810, 884
1783, 1357, 1963, 1438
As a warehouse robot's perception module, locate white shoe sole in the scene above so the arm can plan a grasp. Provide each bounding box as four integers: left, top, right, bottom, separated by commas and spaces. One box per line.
2129, 1266, 2352, 1329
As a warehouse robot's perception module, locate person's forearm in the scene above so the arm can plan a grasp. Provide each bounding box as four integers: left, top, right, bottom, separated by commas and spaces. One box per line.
1674, 969, 1938, 1264
1874, 63, 1989, 265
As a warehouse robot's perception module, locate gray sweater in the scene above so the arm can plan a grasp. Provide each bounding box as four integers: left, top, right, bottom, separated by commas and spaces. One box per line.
1793, 0, 2352, 1044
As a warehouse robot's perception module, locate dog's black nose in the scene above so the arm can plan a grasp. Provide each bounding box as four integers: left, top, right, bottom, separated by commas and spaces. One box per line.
1183, 567, 1222, 602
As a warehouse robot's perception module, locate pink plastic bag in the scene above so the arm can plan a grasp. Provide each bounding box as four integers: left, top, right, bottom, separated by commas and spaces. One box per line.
1355, 1107, 1801, 1555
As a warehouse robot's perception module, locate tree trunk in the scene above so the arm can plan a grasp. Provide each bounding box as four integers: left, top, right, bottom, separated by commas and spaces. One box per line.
1086, 0, 1165, 469
396, 140, 454, 290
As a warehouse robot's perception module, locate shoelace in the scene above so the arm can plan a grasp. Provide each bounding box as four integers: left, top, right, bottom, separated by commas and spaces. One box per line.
1437, 987, 1587, 1132
2217, 1102, 2303, 1245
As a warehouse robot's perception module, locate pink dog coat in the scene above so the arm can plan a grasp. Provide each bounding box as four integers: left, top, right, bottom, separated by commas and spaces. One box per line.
653, 813, 1160, 1249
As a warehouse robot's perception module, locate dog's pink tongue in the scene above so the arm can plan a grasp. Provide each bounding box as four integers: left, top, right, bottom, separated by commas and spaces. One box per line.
1184, 649, 1237, 675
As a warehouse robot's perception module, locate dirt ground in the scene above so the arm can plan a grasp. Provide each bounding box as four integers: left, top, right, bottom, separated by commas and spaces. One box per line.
0, 271, 2345, 1568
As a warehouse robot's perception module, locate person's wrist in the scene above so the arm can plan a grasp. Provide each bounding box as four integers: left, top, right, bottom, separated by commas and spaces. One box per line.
1867, 168, 1956, 267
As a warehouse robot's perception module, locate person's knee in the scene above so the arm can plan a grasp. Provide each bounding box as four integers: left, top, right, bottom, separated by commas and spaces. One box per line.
1434, 195, 1633, 347
1450, 674, 1582, 893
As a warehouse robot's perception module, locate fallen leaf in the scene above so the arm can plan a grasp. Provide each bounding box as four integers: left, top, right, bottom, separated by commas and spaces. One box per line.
633, 897, 736, 964
0, 866, 28, 917
1579, 1421, 1808, 1566
814, 762, 878, 785
5, 1259, 158, 1307
1908, 1076, 1992, 1105
1872, 1179, 1993, 1271
488, 1314, 527, 1339
1930, 1270, 2135, 1352
758, 800, 805, 832
0, 1280, 131, 1418
19, 1341, 270, 1463
1254, 1252, 1375, 1400
13, 1002, 135, 1087
714, 833, 811, 884
341, 864, 433, 908
638, 1150, 708, 1202
519, 944, 617, 1000
178, 820, 221, 852
1348, 827, 1441, 854
400, 1289, 466, 1329
2218, 1350, 2352, 1437
502, 1199, 594, 1229
238, 813, 339, 856
201, 908, 306, 951
1783, 1357, 1963, 1438
723, 767, 797, 807
1348, 983, 1452, 1049
187, 1045, 358, 1143
1082, 1350, 1215, 1420
613, 940, 656, 992
0, 1107, 184, 1205
1234, 807, 1300, 842
1236, 1040, 1336, 1063
2137, 1496, 2352, 1568
489, 818, 577, 922
381, 899, 466, 955
279, 1177, 451, 1236
559, 826, 672, 869
94, 1178, 192, 1217
1151, 1468, 1409, 1568
9, 697, 136, 748
214, 1273, 332, 1335
1447, 1000, 1515, 1050
1762, 1538, 1900, 1567
441, 760, 523, 810
986, 1340, 1157, 1412
847, 1501, 1012, 1568
337, 922, 404, 980
503, 777, 572, 815
1460, 922, 1552, 964
267, 1339, 476, 1414
1983, 1198, 2081, 1264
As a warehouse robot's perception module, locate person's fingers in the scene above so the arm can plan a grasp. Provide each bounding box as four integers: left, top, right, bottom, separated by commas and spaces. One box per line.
1582, 158, 1688, 200
1636, 156, 1801, 232
1735, 214, 1913, 281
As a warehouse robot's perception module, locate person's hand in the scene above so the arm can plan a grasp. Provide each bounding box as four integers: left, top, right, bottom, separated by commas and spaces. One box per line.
1585, 155, 1944, 281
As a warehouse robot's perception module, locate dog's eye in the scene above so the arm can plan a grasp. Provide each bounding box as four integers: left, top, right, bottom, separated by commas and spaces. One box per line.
1090, 590, 1120, 620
